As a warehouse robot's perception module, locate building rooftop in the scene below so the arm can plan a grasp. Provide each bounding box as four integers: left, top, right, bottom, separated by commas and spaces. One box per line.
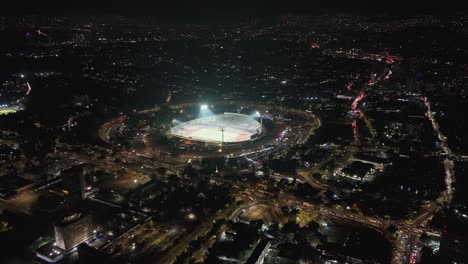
55, 210, 90, 227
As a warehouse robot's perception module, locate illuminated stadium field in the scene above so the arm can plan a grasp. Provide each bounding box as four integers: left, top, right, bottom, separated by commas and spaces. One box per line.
170, 113, 262, 144
0, 106, 20, 115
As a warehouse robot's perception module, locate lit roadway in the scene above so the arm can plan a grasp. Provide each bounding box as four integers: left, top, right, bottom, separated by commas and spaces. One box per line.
44, 137, 447, 264
43, 101, 452, 264
153, 201, 260, 264
91, 98, 450, 264
423, 97, 455, 203
231, 96, 454, 264
220, 98, 452, 264
7, 95, 451, 264
387, 96, 456, 264
329, 69, 456, 263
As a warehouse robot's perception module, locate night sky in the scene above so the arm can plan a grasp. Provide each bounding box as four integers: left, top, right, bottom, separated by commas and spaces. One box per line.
2, 1, 467, 16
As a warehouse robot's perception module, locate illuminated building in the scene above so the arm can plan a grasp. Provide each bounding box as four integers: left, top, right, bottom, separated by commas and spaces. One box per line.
54, 211, 93, 251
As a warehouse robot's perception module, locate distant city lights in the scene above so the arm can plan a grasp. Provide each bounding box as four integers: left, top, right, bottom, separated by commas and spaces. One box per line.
187, 213, 196, 220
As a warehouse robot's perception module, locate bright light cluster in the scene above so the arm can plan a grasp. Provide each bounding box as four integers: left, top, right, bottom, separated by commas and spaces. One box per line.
171, 113, 262, 144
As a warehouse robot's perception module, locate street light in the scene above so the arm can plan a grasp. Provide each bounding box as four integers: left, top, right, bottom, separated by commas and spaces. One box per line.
187, 213, 196, 220
200, 104, 208, 110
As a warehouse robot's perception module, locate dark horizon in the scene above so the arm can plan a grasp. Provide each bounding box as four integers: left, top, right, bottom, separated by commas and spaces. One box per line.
2, 1, 468, 16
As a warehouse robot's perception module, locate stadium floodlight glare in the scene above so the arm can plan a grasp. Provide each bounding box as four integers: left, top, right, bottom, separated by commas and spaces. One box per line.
171, 113, 262, 144
200, 104, 209, 110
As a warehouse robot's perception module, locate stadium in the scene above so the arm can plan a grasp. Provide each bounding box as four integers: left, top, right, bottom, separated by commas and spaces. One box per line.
170, 113, 262, 144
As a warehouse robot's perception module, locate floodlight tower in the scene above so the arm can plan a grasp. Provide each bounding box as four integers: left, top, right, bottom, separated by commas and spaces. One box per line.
220, 127, 224, 145
200, 104, 209, 118
218, 126, 225, 153
255, 111, 262, 126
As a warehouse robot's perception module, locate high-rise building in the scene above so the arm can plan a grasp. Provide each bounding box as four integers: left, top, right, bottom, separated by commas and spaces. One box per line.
54, 211, 93, 251
60, 165, 86, 203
